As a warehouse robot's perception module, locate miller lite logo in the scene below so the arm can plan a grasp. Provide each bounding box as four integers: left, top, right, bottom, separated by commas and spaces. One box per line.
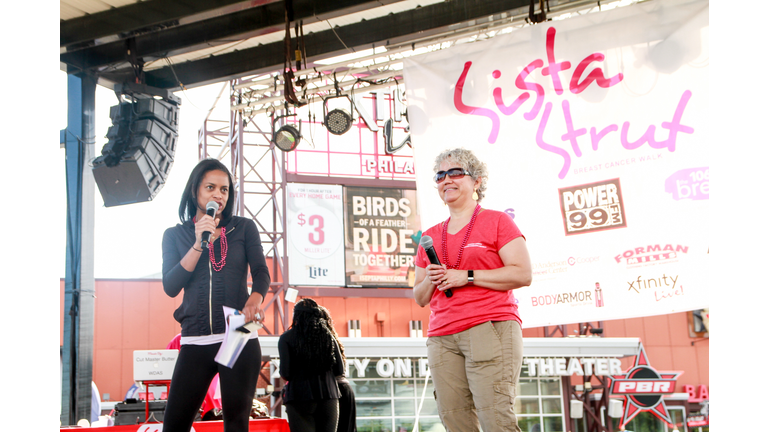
608, 344, 682, 428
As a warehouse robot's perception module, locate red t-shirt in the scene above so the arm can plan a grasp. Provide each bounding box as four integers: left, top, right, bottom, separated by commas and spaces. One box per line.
415, 209, 524, 336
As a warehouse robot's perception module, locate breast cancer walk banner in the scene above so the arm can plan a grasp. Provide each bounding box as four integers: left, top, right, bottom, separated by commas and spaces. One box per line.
403, 0, 709, 327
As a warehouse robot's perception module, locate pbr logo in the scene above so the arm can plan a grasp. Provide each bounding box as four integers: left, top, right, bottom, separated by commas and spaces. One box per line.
609, 344, 682, 428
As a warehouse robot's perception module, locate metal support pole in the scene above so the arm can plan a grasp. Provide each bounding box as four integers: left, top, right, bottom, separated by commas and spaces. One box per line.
61, 73, 97, 426
205, 79, 292, 336
561, 375, 572, 430
544, 324, 567, 337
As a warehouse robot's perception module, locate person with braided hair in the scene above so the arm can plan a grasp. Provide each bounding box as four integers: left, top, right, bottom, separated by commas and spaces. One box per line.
317, 305, 357, 432
278, 298, 344, 432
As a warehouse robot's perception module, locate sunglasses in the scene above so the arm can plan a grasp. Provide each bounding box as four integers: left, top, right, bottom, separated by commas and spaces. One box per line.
434, 167, 472, 183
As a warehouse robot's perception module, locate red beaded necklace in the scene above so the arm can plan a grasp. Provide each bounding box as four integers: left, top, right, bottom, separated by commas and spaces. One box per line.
193, 216, 228, 271
209, 227, 228, 271
441, 204, 481, 269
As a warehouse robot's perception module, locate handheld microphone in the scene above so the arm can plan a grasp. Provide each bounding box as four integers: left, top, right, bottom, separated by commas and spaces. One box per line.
201, 201, 220, 249
420, 235, 452, 298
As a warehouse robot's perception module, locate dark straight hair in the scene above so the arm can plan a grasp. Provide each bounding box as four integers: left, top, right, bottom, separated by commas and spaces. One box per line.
178, 159, 236, 223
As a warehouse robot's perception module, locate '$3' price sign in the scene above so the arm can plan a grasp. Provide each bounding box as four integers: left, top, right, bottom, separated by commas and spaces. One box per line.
292, 205, 342, 259
297, 212, 325, 245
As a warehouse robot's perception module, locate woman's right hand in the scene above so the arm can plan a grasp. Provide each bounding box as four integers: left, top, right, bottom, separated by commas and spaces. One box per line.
180, 215, 219, 272
194, 214, 219, 247
414, 263, 446, 307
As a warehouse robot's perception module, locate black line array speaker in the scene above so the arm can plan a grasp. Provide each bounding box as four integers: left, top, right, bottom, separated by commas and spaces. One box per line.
93, 96, 179, 207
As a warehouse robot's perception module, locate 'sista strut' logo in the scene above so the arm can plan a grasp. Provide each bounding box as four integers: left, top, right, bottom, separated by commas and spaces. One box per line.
608, 345, 682, 428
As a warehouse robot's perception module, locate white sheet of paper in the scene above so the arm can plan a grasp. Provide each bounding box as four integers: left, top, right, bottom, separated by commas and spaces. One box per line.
214, 306, 251, 368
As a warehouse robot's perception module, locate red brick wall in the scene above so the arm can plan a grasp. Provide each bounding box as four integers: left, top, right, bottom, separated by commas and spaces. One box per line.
522, 315, 709, 390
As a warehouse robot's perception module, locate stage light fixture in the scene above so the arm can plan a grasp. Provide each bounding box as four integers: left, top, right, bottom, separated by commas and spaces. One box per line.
323, 93, 354, 135
325, 108, 352, 135
271, 114, 301, 152
274, 125, 300, 151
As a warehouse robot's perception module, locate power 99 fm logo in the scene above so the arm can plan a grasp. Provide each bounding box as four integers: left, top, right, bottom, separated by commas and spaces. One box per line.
558, 178, 627, 236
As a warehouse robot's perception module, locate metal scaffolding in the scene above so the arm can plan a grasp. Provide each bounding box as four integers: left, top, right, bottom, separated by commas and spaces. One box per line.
198, 80, 291, 335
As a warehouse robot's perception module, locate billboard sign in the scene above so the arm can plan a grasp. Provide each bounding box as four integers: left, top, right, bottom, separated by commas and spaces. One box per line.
344, 187, 420, 287
286, 183, 346, 286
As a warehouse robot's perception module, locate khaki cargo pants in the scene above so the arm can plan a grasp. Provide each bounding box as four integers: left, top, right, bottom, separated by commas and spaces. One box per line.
426, 320, 523, 432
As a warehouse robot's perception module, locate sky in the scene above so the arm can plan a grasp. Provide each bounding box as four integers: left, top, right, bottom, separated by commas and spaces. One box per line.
1, 1, 766, 429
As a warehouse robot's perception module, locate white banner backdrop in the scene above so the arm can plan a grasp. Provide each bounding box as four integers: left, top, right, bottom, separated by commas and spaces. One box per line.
286, 183, 346, 286
403, 0, 709, 327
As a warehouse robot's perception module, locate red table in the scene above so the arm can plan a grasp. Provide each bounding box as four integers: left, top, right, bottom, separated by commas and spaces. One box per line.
60, 418, 290, 432
140, 380, 171, 423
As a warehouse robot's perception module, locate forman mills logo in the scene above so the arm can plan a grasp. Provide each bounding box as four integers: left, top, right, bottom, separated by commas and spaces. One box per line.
558, 178, 627, 236
614, 244, 689, 268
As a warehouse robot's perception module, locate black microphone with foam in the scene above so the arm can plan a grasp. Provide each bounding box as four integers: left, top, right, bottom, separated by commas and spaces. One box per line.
201, 201, 220, 249
420, 235, 452, 298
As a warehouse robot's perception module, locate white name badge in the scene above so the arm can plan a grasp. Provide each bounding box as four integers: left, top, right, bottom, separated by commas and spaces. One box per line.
133, 350, 178, 381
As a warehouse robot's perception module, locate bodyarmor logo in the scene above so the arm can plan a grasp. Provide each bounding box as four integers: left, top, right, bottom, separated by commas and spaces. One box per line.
609, 345, 682, 428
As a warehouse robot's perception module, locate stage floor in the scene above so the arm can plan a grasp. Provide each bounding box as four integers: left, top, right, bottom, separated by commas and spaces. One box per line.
60, 418, 290, 431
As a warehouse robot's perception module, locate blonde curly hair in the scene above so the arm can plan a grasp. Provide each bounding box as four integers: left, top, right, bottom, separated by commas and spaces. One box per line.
432, 148, 488, 202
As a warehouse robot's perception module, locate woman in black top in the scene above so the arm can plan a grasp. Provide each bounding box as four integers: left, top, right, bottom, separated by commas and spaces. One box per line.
318, 306, 357, 432
279, 298, 343, 432
161, 159, 270, 432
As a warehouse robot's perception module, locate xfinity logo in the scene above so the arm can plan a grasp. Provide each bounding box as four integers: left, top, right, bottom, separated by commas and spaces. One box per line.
627, 274, 679, 293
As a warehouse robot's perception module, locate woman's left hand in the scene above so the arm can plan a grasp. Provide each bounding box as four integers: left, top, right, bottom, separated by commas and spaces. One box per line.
436, 269, 469, 292
241, 293, 265, 324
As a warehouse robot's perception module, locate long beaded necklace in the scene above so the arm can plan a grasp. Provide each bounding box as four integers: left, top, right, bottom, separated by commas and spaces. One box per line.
441, 204, 481, 269
193, 216, 228, 271
209, 227, 228, 271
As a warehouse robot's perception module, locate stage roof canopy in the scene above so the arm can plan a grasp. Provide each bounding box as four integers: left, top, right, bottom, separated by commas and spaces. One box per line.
60, 0, 601, 90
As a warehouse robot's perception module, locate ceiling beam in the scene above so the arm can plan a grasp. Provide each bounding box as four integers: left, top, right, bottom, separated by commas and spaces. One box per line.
61, 0, 263, 49
97, 0, 529, 90
60, 0, 401, 73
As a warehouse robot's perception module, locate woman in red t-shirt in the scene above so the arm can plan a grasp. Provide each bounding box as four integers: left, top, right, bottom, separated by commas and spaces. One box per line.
413, 148, 532, 432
